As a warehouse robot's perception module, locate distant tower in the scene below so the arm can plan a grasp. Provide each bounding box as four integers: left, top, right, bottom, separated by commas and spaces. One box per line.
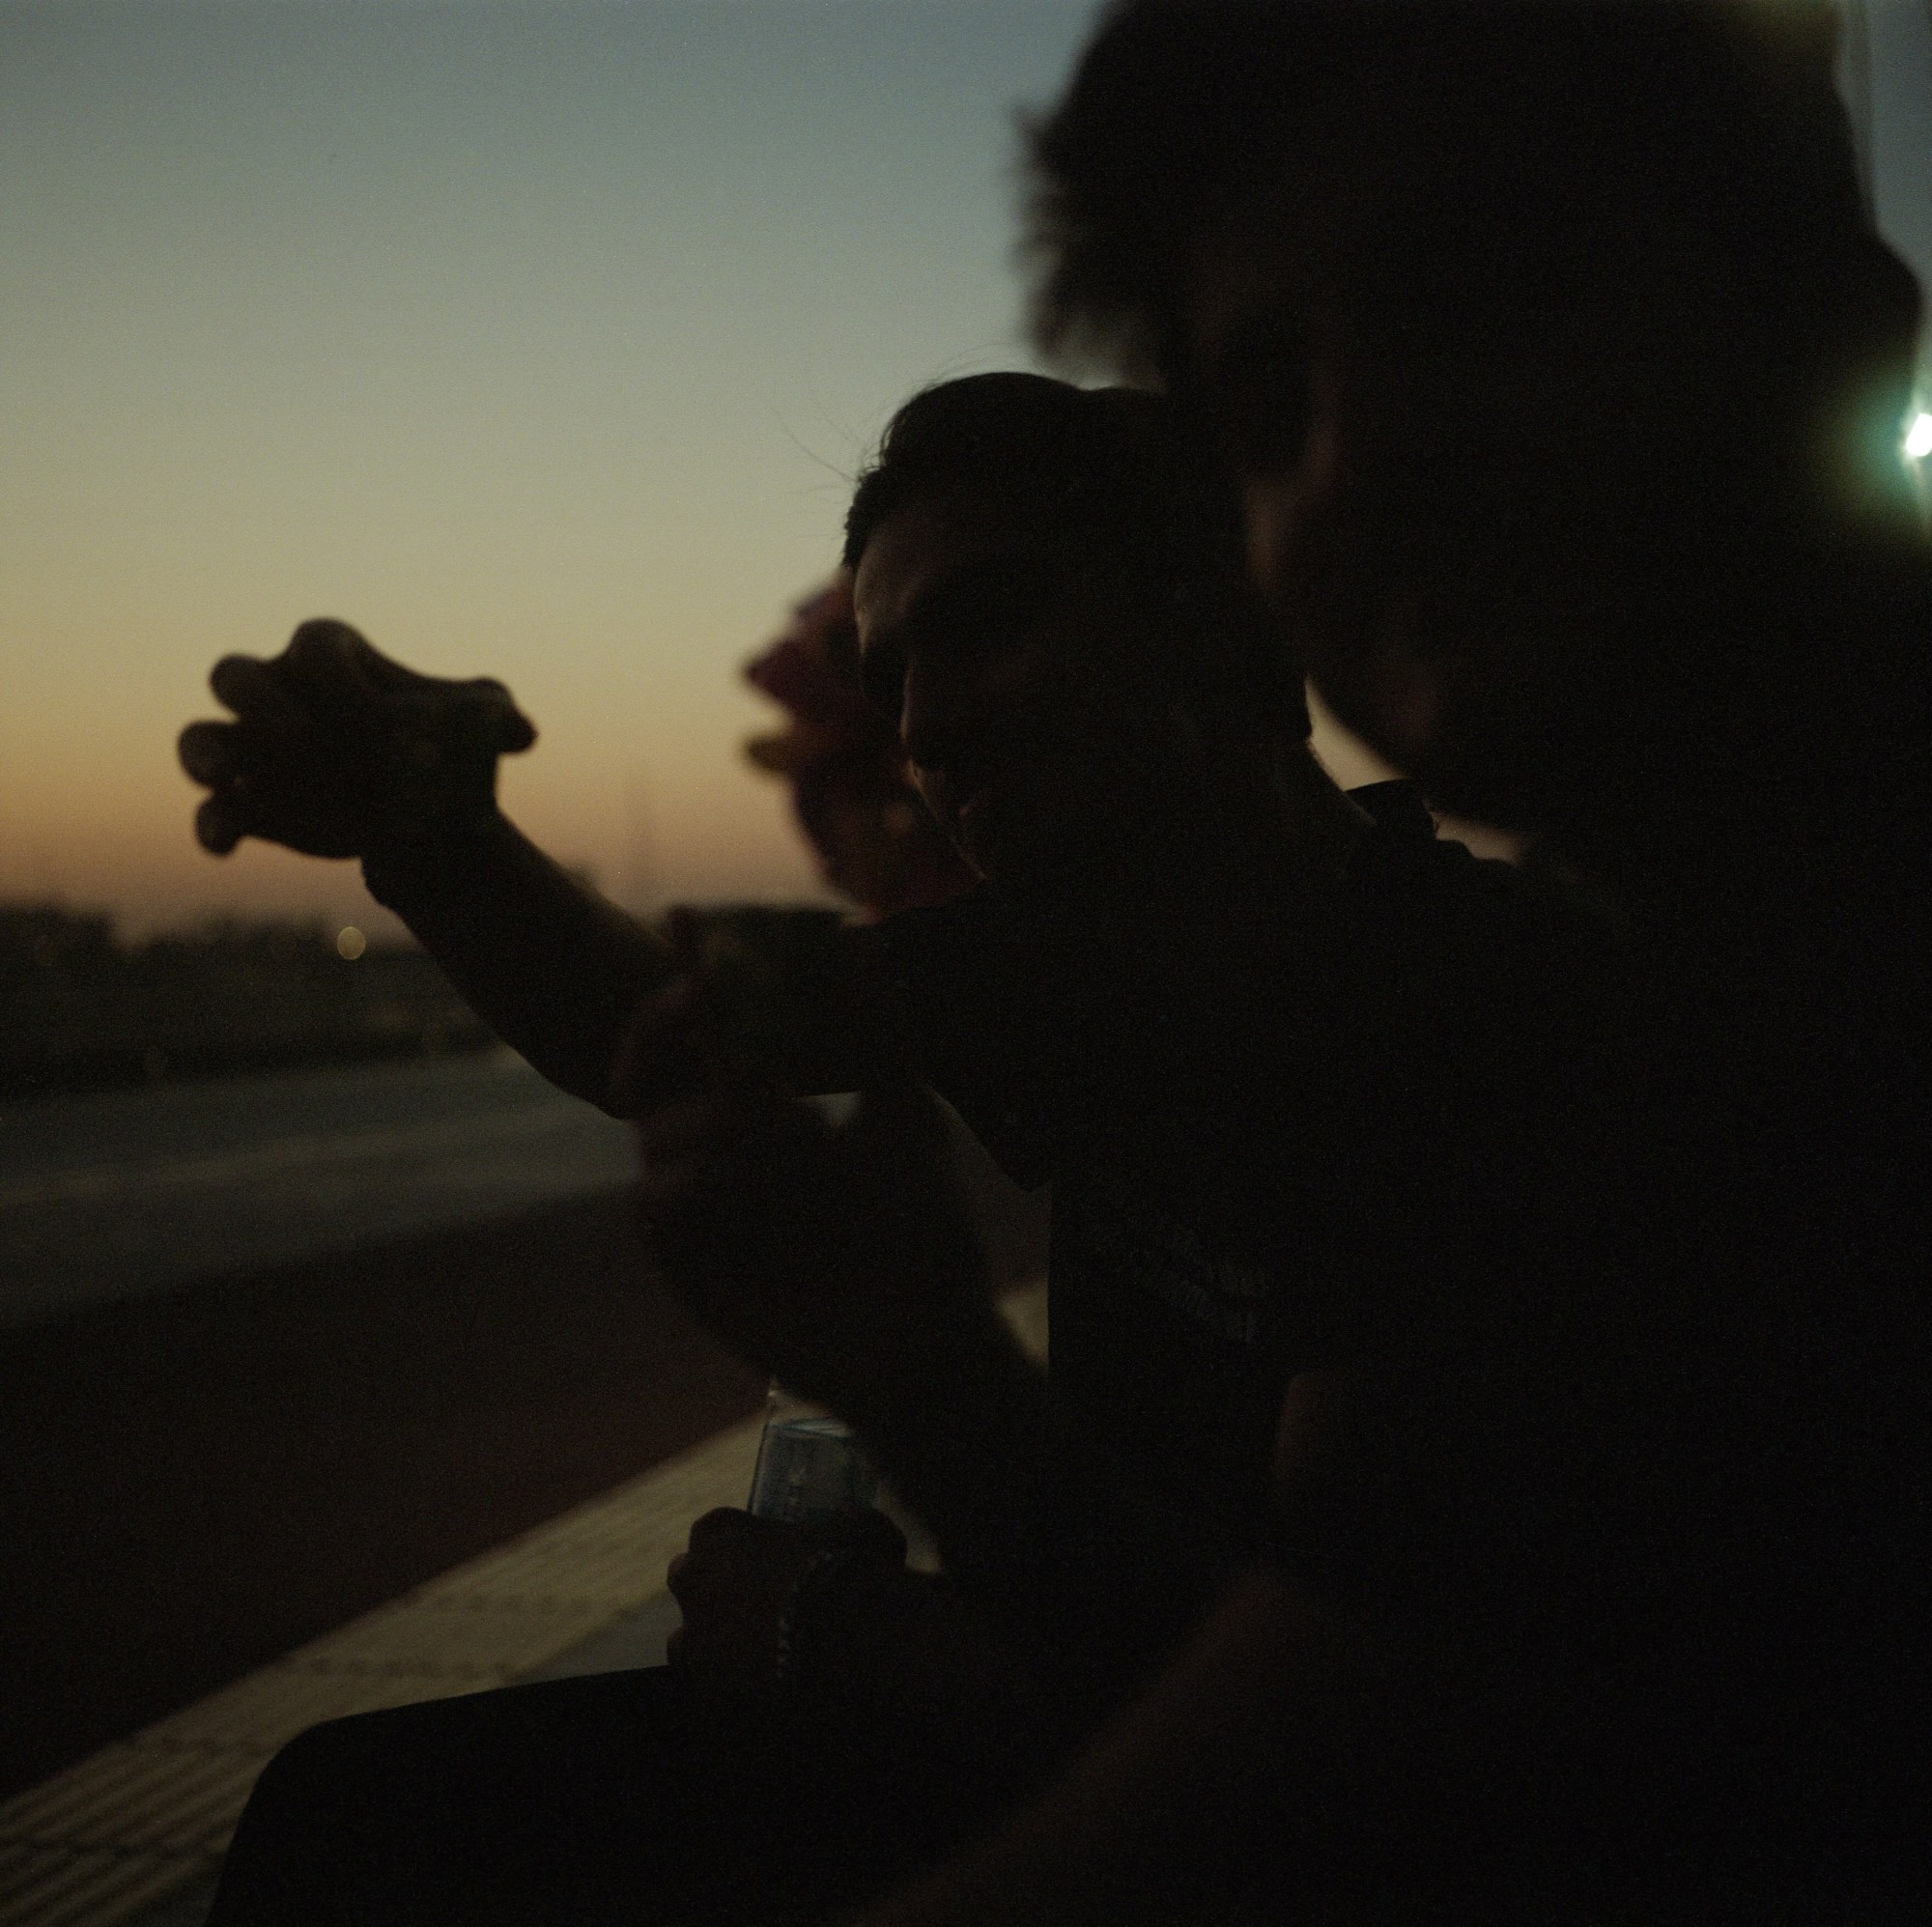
618, 771, 661, 919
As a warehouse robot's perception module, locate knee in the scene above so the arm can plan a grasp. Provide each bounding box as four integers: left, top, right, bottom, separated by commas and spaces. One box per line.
237, 1705, 408, 1841
213, 1712, 404, 1926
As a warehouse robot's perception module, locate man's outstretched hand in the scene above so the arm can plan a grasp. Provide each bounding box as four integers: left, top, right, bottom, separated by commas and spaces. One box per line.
178, 617, 536, 859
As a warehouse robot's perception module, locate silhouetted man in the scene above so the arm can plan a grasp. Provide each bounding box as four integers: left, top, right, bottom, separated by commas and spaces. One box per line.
838, 5, 1932, 1919
197, 375, 1625, 1923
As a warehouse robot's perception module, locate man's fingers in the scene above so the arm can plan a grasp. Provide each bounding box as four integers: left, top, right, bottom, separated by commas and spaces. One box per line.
208, 654, 310, 730
260, 620, 438, 733
686, 1507, 758, 1552
277, 619, 398, 729
194, 792, 246, 856
210, 624, 535, 756
280, 619, 538, 757
337, 625, 434, 696
177, 720, 241, 787
686, 1507, 758, 1546
463, 678, 537, 755
664, 905, 708, 967
816, 1506, 909, 1568
637, 1092, 829, 1192
281, 617, 371, 677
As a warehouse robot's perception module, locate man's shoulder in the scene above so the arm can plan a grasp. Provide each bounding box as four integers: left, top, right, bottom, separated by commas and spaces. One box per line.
1313, 792, 1641, 1157
1340, 783, 1622, 989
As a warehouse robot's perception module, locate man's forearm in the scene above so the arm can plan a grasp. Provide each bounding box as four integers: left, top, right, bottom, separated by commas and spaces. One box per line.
365, 813, 898, 1108
362, 809, 671, 1110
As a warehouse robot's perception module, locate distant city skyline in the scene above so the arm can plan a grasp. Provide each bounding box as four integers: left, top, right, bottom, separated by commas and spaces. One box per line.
3, 1, 1927, 935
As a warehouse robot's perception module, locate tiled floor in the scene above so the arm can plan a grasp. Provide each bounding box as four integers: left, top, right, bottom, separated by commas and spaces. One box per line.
0, 1418, 764, 1927
7, 1281, 1047, 1927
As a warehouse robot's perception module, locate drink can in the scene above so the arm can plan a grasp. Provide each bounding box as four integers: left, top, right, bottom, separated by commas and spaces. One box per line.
748, 1402, 880, 1523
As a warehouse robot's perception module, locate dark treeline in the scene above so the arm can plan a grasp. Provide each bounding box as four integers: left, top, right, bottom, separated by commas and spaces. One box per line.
0, 904, 490, 1099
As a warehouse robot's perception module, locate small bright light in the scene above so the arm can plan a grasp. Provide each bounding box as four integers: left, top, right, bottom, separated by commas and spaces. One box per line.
336, 924, 367, 960
1906, 412, 1932, 463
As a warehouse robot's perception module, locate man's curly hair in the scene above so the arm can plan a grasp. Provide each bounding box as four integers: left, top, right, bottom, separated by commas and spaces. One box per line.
843, 371, 1310, 737
1025, 0, 1919, 429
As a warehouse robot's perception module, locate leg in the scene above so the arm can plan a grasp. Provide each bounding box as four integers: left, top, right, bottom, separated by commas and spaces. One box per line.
208, 1668, 758, 1927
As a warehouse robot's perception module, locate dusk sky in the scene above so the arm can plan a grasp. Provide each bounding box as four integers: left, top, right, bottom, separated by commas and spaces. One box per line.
4, 2, 1929, 937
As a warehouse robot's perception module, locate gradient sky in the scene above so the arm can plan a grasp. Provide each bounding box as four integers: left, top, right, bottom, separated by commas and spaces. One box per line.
3, 1, 1928, 937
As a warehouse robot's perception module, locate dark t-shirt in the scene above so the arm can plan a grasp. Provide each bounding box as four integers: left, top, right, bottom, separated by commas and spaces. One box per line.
859, 783, 1633, 1582
849, 758, 1932, 1902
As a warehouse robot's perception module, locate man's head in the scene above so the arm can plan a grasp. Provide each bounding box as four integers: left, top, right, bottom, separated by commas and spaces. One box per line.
1027, 0, 1926, 836
842, 372, 1306, 888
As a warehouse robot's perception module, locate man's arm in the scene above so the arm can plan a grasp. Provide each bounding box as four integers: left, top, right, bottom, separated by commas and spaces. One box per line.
638, 1086, 1245, 1713
180, 618, 885, 1108
850, 1566, 1397, 1927
359, 808, 673, 1108
854, 1354, 1596, 1927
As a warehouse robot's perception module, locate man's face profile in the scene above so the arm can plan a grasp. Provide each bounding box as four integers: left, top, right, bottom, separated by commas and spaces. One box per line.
1178, 176, 1740, 832
1181, 200, 1450, 794
850, 501, 1199, 888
